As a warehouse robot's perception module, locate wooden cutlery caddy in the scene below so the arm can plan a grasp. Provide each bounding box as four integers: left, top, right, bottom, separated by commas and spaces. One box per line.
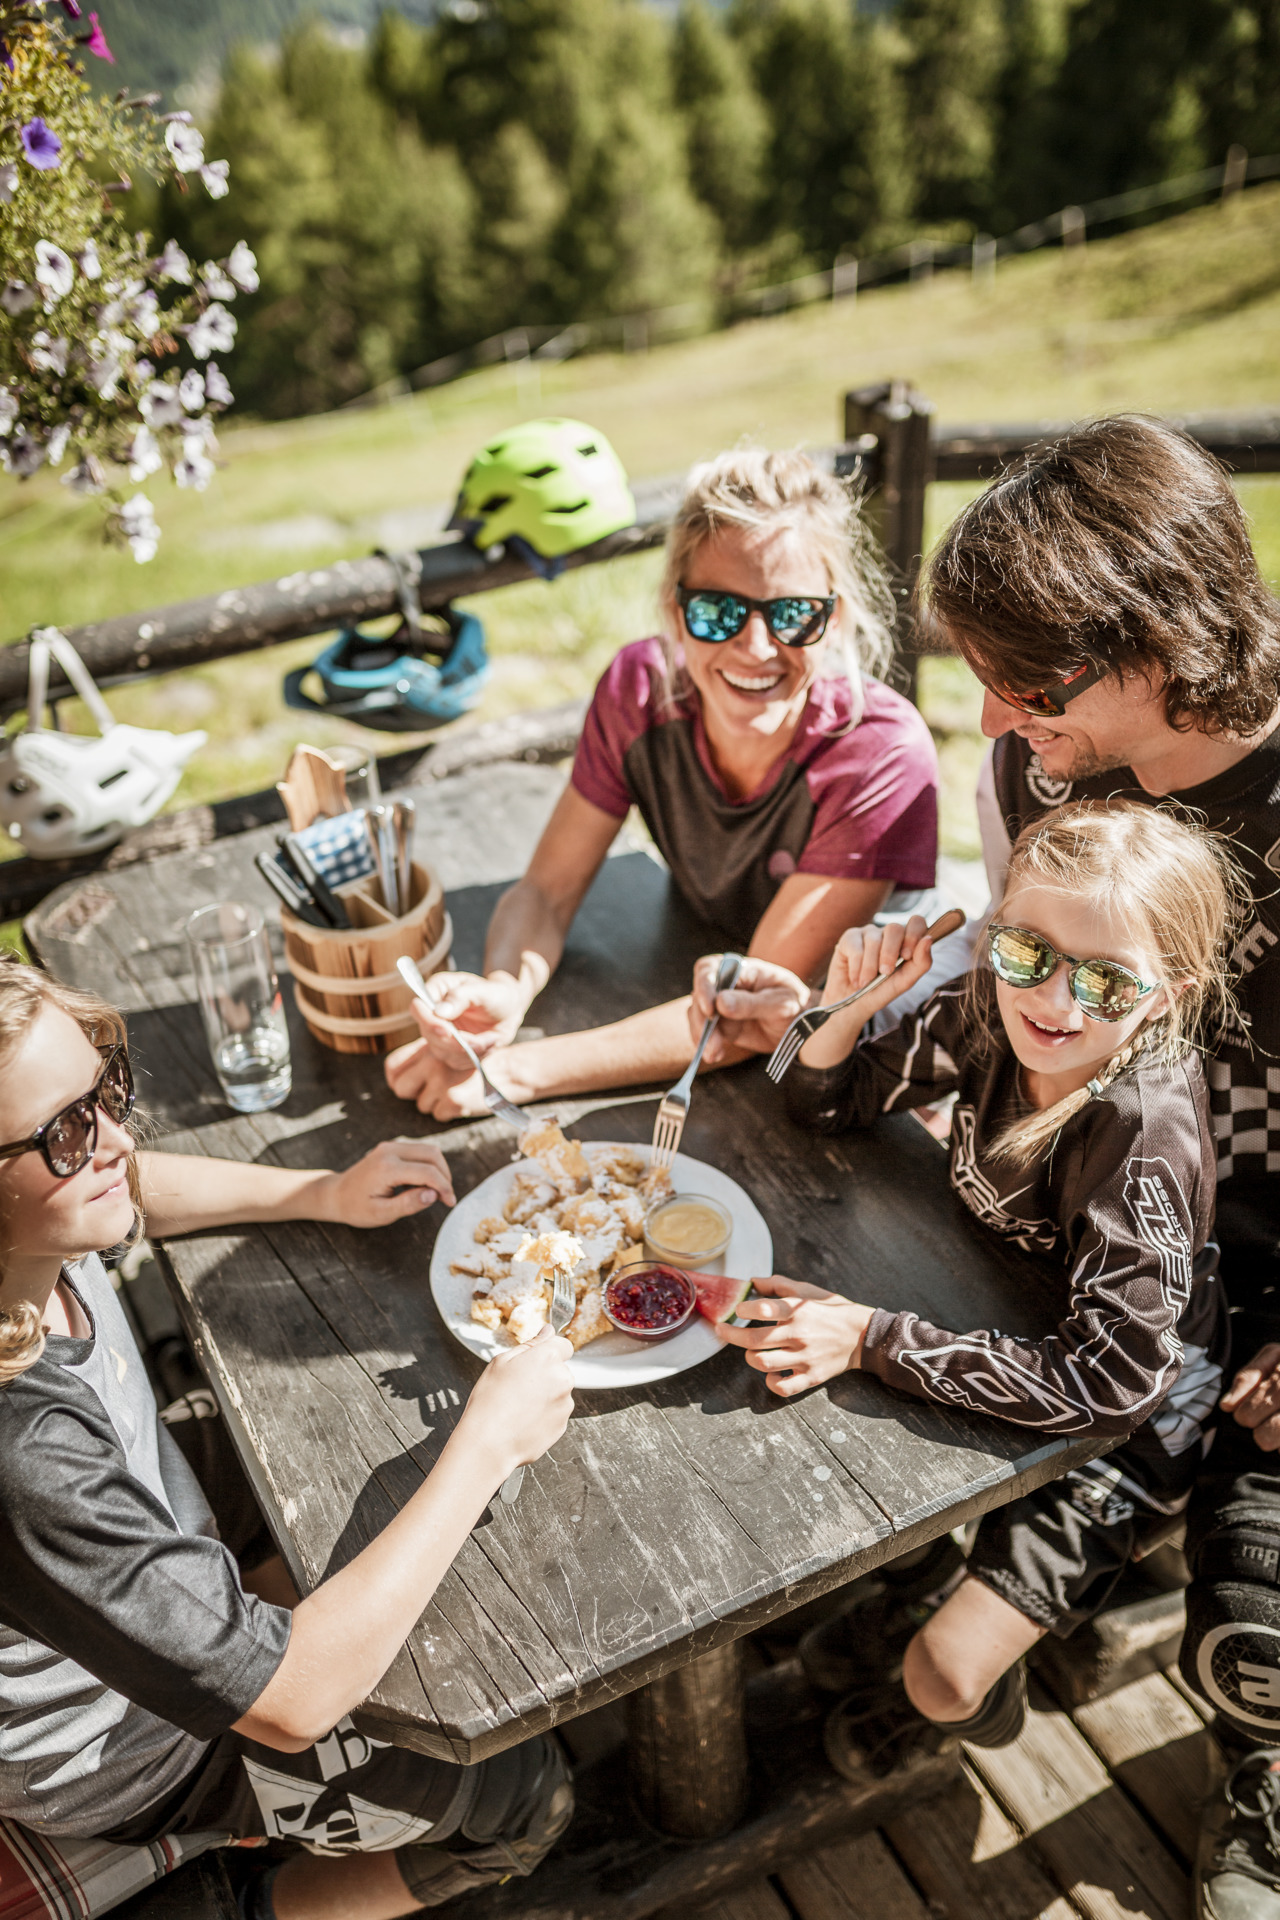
281, 860, 451, 1055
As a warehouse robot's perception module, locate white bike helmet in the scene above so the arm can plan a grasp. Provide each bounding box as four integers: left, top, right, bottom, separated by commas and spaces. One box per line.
0, 628, 206, 859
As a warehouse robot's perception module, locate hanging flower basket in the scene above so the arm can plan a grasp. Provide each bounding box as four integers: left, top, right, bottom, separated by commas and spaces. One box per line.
0, 1, 254, 560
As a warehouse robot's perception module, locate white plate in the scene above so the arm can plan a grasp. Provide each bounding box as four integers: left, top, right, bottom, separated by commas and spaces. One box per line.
429, 1143, 773, 1389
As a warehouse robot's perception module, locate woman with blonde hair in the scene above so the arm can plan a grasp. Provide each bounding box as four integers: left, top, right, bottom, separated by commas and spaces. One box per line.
387, 447, 946, 1117
712, 798, 1241, 1777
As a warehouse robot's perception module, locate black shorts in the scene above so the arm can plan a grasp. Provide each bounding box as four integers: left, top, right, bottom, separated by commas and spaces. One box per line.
967, 1461, 1142, 1638
102, 1717, 573, 1907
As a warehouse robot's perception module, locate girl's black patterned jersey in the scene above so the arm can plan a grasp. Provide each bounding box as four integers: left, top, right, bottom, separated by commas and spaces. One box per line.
986, 727, 1280, 1288
785, 973, 1226, 1512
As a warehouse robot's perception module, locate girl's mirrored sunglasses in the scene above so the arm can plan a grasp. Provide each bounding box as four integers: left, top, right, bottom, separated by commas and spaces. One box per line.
981, 656, 1110, 718
987, 924, 1160, 1022
0, 1044, 135, 1179
677, 585, 836, 649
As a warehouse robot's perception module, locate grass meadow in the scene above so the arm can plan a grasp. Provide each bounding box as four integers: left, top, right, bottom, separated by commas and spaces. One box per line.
3, 182, 1280, 887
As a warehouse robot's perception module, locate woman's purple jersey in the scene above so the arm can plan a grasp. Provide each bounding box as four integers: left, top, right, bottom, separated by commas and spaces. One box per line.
570, 639, 939, 943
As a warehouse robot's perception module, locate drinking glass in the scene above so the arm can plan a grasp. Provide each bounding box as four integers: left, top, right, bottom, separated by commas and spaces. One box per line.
324, 744, 381, 810
187, 903, 292, 1112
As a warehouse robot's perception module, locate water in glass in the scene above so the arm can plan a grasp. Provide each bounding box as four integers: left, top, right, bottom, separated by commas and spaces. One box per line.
187, 902, 292, 1113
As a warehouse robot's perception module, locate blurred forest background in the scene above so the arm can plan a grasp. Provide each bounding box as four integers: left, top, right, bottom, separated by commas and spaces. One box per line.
110, 0, 1280, 418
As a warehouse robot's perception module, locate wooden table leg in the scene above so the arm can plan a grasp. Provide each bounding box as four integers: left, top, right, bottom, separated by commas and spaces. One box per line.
626, 1641, 749, 1839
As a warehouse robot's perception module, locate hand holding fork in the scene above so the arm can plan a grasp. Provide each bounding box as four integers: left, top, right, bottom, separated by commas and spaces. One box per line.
651, 951, 745, 1170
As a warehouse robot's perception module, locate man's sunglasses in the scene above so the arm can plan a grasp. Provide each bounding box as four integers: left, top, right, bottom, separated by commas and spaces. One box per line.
981, 656, 1110, 719
987, 924, 1160, 1023
677, 585, 836, 649
0, 1044, 135, 1179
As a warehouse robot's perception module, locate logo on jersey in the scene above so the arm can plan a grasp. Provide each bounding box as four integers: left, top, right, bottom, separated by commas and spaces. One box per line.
1024, 753, 1073, 808
1197, 1623, 1280, 1733
949, 1104, 1058, 1253
1122, 1157, 1192, 1310
1231, 919, 1280, 976
1264, 836, 1280, 877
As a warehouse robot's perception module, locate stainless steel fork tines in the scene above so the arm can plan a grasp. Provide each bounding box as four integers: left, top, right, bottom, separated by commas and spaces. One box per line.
499, 1266, 576, 1504
651, 951, 745, 1171
765, 909, 965, 1084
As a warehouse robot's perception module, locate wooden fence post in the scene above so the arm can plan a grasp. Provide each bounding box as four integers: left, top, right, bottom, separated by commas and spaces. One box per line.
843, 380, 935, 703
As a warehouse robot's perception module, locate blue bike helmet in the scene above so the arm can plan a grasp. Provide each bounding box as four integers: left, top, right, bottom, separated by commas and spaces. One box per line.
283, 603, 489, 734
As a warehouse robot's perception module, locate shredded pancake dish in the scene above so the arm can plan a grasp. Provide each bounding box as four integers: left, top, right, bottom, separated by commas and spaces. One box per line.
448, 1120, 672, 1350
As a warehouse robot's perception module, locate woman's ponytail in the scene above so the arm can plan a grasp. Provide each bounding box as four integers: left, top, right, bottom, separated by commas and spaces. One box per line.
0, 1300, 47, 1386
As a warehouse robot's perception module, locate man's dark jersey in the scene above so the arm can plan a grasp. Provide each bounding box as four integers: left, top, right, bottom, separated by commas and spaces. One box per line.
785, 974, 1226, 1514
986, 730, 1280, 1286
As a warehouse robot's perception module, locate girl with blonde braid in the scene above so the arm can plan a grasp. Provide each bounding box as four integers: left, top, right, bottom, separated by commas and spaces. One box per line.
713, 800, 1242, 1778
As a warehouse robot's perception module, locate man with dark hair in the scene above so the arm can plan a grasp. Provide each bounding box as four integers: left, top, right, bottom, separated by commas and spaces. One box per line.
927, 415, 1280, 1920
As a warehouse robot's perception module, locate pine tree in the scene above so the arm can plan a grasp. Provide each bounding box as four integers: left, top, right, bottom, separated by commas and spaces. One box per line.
671, 2, 768, 249
896, 0, 1004, 229
734, 0, 913, 262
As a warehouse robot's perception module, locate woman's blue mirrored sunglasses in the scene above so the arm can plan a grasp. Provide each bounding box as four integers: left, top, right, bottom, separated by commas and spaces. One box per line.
677, 585, 836, 649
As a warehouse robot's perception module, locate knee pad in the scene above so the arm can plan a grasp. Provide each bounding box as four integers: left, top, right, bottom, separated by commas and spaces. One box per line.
1182, 1507, 1280, 1739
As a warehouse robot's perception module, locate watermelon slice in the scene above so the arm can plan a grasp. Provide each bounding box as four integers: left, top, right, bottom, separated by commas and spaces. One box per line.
692, 1272, 754, 1325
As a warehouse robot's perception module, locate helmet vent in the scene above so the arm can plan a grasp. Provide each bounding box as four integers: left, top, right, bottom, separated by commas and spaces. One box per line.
577, 443, 598, 456
479, 492, 512, 514
98, 767, 129, 788
548, 499, 590, 515
523, 464, 556, 479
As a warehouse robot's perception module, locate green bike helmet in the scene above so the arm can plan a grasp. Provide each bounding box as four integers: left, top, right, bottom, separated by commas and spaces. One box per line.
448, 418, 636, 577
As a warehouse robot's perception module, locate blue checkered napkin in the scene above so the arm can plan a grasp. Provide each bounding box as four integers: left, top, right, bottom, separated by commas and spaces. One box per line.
297, 809, 375, 886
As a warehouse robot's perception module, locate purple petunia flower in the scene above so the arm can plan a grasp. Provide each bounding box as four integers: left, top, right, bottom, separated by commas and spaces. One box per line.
60, 1, 84, 17
20, 121, 63, 170
84, 13, 114, 60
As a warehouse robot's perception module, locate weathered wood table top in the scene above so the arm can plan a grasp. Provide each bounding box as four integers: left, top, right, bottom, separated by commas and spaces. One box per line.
27, 761, 1098, 1764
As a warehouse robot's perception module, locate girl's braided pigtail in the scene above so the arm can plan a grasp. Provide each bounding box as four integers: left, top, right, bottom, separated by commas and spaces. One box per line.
989, 1026, 1156, 1171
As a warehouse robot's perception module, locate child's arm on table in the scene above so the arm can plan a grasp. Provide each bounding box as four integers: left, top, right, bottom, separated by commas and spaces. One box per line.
234, 1328, 572, 1750
137, 1137, 456, 1238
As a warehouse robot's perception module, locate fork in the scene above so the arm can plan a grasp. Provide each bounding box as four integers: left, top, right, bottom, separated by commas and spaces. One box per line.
765, 909, 965, 1084
499, 1265, 576, 1505
397, 956, 529, 1130
650, 951, 745, 1172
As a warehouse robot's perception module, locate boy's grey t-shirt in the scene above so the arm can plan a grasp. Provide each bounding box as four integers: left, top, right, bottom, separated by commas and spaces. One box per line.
0, 1253, 291, 1836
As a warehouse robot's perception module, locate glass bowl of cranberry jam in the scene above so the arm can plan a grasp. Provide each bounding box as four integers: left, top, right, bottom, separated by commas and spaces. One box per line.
602, 1262, 696, 1341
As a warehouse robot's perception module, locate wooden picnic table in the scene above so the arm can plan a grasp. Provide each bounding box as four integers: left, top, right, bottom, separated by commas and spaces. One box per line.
27, 759, 1102, 1912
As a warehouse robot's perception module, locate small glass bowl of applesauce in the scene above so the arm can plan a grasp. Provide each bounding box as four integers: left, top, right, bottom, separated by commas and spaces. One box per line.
643, 1192, 733, 1270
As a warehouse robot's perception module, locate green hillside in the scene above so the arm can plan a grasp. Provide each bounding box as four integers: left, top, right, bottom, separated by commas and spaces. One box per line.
2, 182, 1279, 870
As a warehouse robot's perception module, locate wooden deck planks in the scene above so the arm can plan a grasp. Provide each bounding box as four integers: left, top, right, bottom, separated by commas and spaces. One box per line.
778, 1832, 931, 1920
885, 1765, 1081, 1920
1065, 1670, 1212, 1868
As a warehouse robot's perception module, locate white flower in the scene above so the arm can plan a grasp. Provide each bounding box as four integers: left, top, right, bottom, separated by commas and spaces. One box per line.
45, 424, 69, 467
0, 391, 17, 436
124, 286, 160, 335
174, 445, 216, 490
5, 432, 45, 477
125, 423, 162, 481
2, 281, 35, 316
185, 302, 236, 360
85, 345, 123, 398
62, 454, 106, 495
182, 414, 217, 449
77, 240, 101, 281
139, 379, 183, 427
153, 239, 191, 285
200, 260, 236, 302
226, 242, 259, 294
28, 332, 69, 375
165, 120, 205, 173
179, 369, 206, 412
34, 241, 74, 308
203, 361, 233, 407
0, 163, 17, 204
114, 493, 160, 563
201, 160, 230, 199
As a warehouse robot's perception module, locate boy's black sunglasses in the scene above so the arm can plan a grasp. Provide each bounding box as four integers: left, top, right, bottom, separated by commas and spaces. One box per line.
987, 924, 1160, 1022
0, 1044, 135, 1179
677, 585, 836, 649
